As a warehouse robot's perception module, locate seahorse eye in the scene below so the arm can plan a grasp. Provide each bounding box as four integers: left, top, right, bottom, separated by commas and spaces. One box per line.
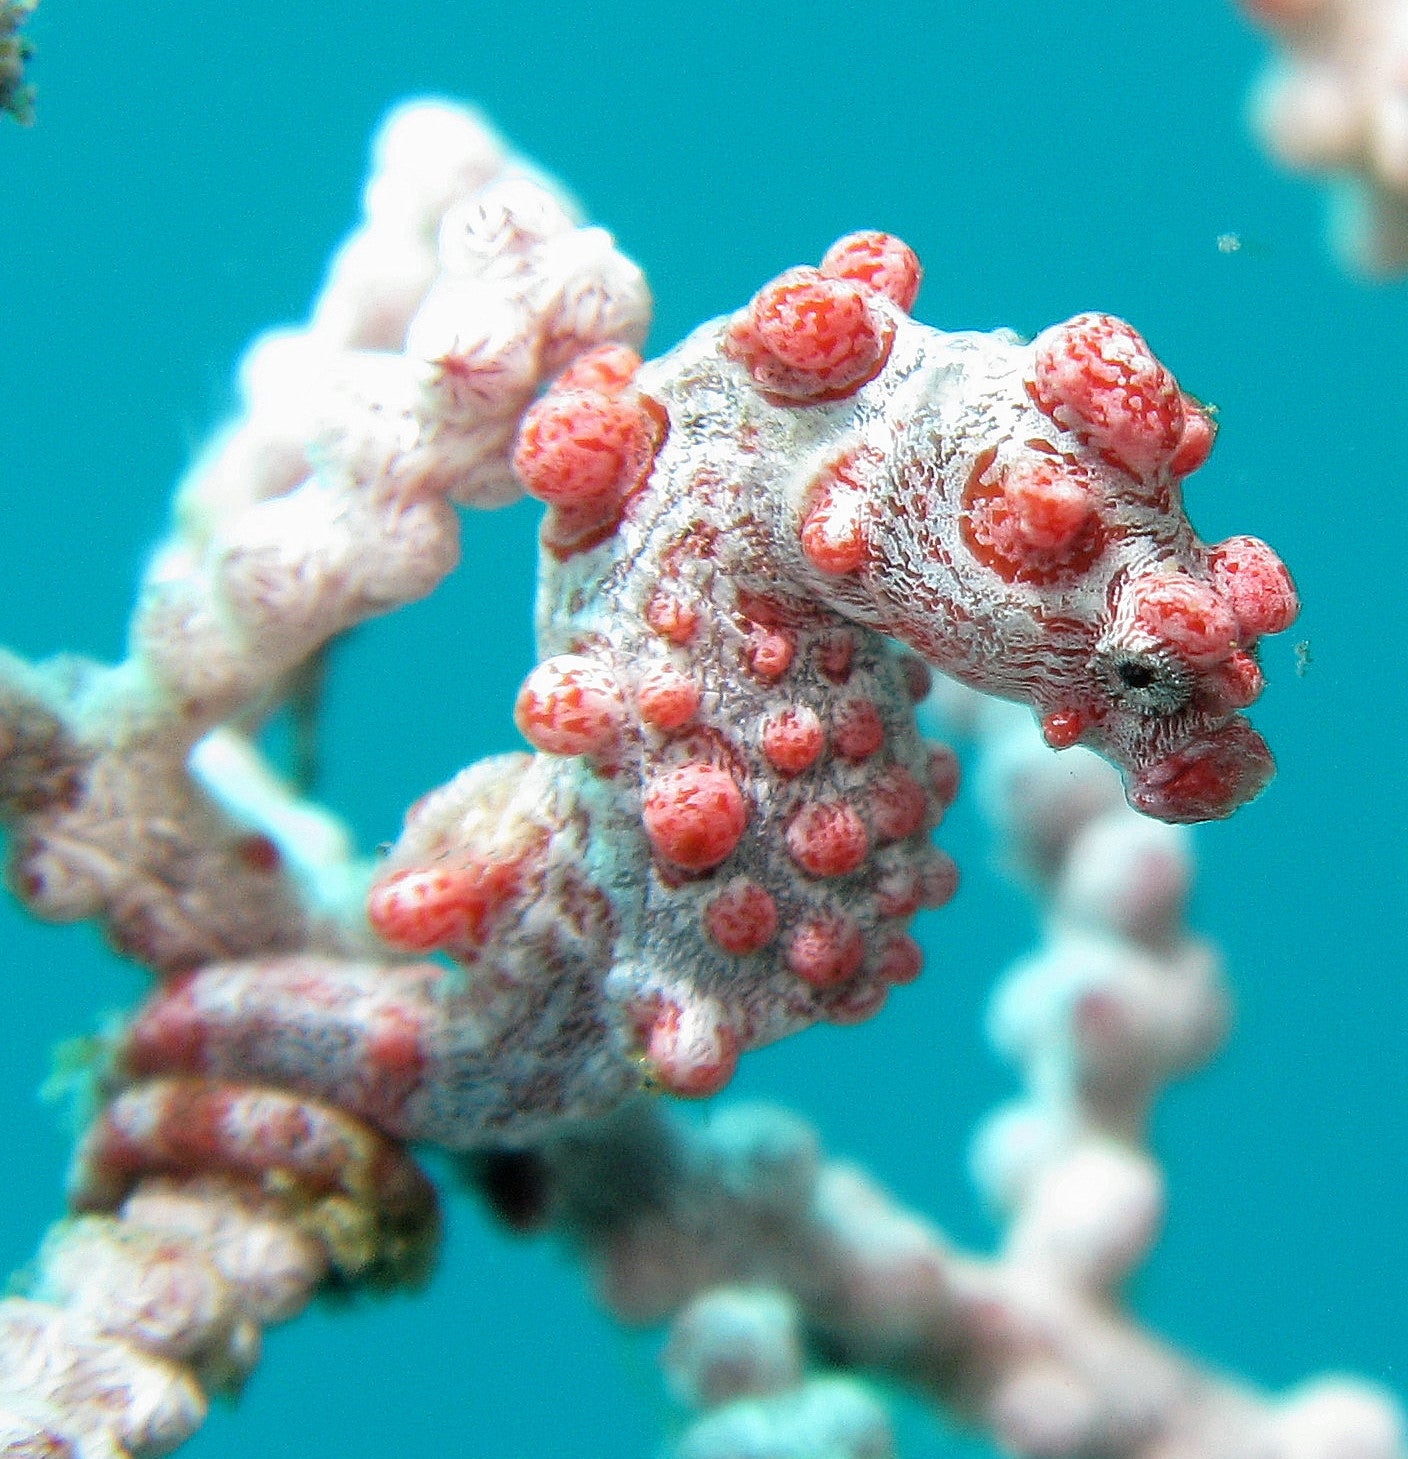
1095, 646, 1194, 717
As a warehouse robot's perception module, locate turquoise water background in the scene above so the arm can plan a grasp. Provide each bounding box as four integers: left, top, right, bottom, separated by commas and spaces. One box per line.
1, 3, 1404, 1455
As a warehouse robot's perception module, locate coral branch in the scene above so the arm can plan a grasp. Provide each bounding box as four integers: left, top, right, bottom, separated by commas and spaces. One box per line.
1236, 0, 1408, 273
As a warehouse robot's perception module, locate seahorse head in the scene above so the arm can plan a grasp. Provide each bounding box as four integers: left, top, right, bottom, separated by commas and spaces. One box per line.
721, 242, 1299, 825
876, 308, 1300, 824
945, 311, 1298, 823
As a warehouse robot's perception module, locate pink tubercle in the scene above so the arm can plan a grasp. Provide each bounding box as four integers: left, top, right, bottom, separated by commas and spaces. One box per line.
918, 849, 960, 909
1030, 313, 1185, 480
876, 866, 926, 919
925, 743, 961, 810
1170, 396, 1217, 476
1041, 708, 1091, 751
874, 933, 925, 985
554, 342, 643, 395
639, 998, 739, 1098
727, 267, 893, 403
820, 230, 922, 313
1130, 573, 1240, 669
513, 387, 661, 509
746, 625, 797, 681
815, 630, 857, 683
1210, 649, 1266, 710
122, 970, 210, 1078
785, 913, 866, 988
962, 451, 1104, 585
800, 487, 869, 575
643, 763, 749, 871
821, 979, 890, 1026
368, 858, 522, 952
636, 664, 702, 731
785, 801, 871, 878
703, 877, 779, 955
1208, 535, 1300, 638
867, 764, 928, 842
645, 588, 700, 645
898, 654, 933, 703
514, 653, 625, 756
831, 697, 885, 761
761, 705, 826, 775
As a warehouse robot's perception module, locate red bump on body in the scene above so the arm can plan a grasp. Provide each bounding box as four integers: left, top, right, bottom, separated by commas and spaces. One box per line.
868, 765, 928, 841
726, 267, 893, 403
234, 832, 282, 873
1130, 574, 1239, 668
1030, 313, 1185, 480
832, 697, 885, 761
918, 849, 960, 909
368, 858, 523, 952
961, 452, 1102, 584
639, 998, 739, 1098
820, 230, 922, 313
785, 913, 866, 987
703, 877, 779, 954
815, 631, 857, 683
514, 653, 624, 756
746, 625, 796, 681
822, 980, 890, 1026
368, 867, 484, 951
800, 488, 868, 575
761, 705, 826, 775
643, 764, 748, 871
874, 934, 925, 985
876, 865, 925, 919
636, 664, 701, 730
1170, 396, 1217, 476
513, 388, 661, 508
926, 743, 961, 810
554, 343, 642, 395
366, 1002, 426, 1081
122, 971, 209, 1077
1041, 708, 1090, 750
363, 1002, 429, 1123
786, 801, 870, 877
646, 588, 699, 645
1210, 650, 1266, 709
1208, 535, 1300, 638
898, 654, 933, 703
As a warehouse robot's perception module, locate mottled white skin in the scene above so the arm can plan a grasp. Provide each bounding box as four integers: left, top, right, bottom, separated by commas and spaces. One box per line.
519, 686, 1404, 1459
1241, 0, 1408, 273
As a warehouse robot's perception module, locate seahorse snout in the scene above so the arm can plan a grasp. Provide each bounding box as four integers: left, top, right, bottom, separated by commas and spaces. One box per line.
1124, 719, 1276, 823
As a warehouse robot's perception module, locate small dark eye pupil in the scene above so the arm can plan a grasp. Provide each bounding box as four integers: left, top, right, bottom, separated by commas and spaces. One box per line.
1118, 660, 1156, 690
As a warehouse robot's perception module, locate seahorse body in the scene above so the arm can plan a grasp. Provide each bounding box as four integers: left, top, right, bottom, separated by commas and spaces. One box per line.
112, 234, 1299, 1148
